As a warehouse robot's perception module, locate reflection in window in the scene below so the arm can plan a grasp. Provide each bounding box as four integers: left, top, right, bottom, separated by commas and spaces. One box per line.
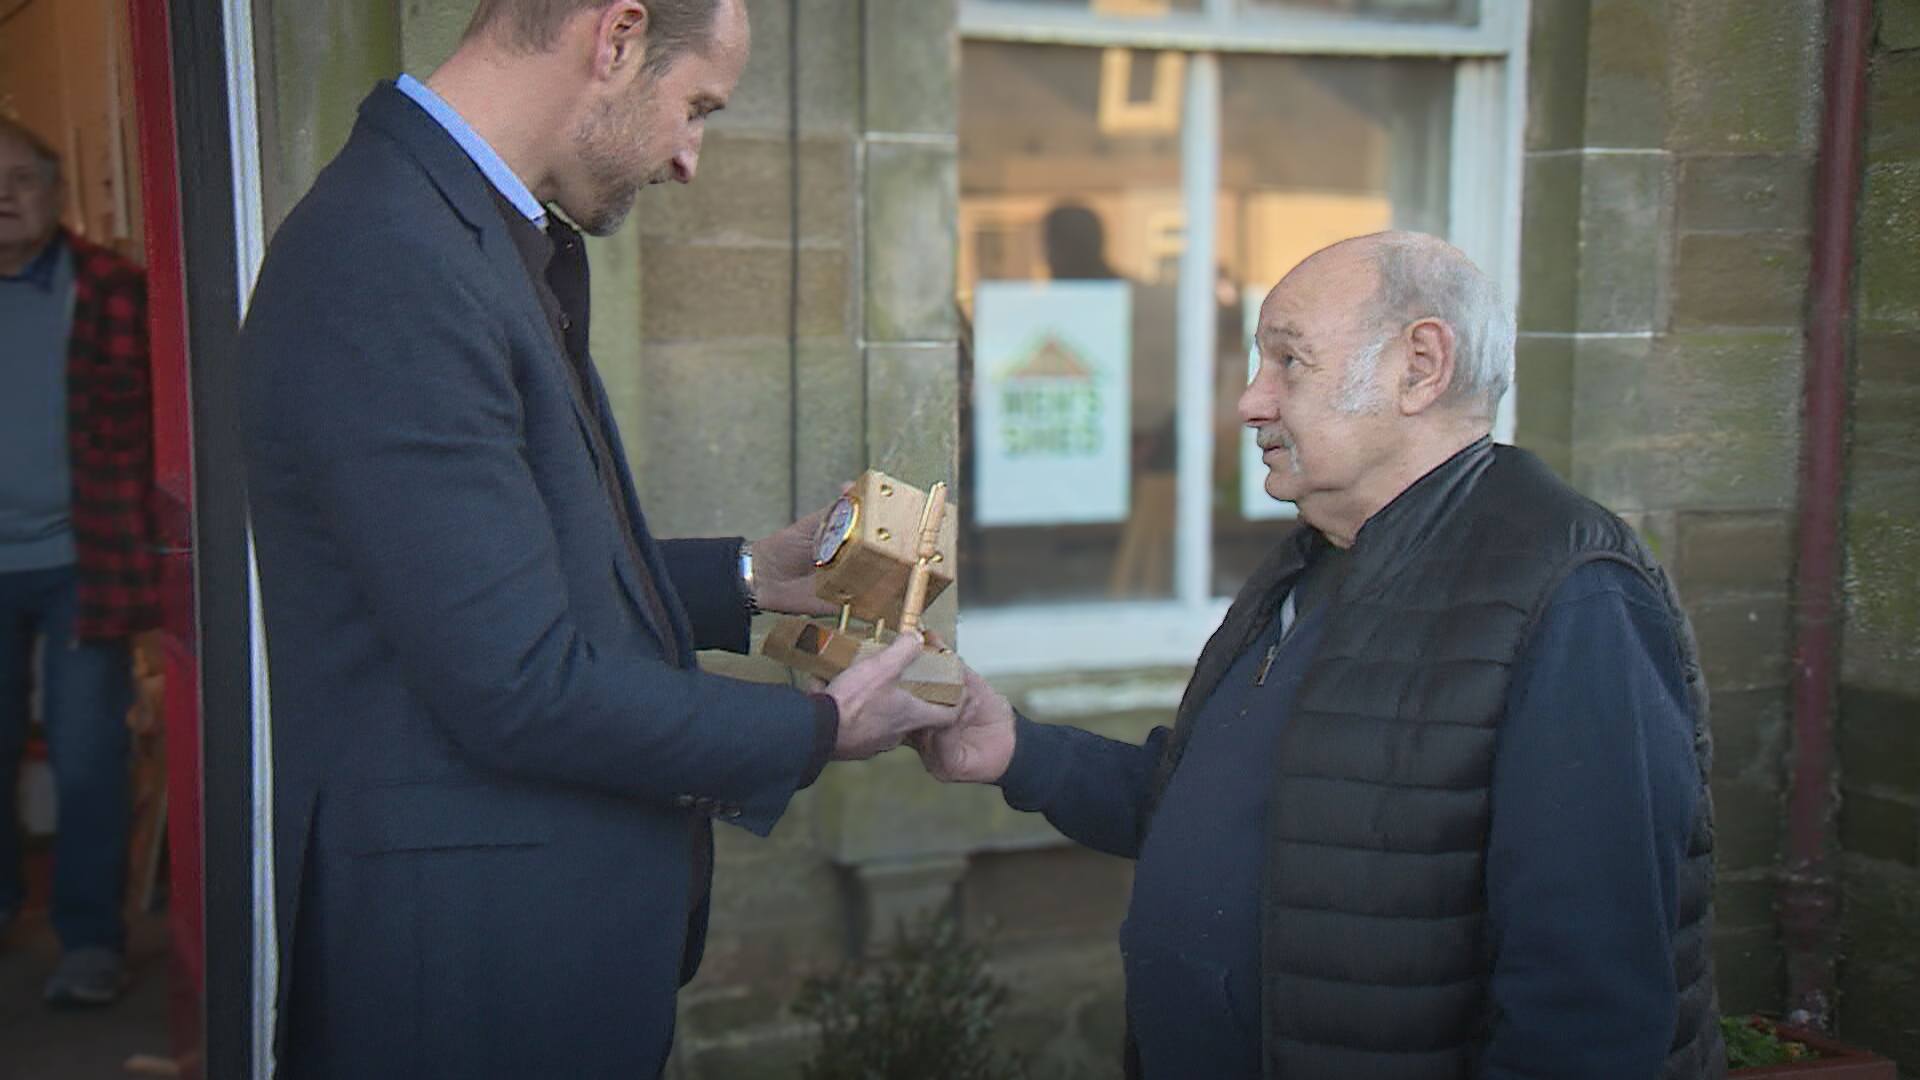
1240, 0, 1477, 23
960, 43, 1181, 608
958, 41, 1456, 609
1210, 54, 1452, 594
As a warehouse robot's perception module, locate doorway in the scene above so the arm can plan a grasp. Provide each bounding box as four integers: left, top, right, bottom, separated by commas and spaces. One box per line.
0, 0, 204, 1075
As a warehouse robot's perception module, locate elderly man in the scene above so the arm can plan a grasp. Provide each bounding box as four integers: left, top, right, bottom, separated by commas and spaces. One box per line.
0, 117, 160, 1007
923, 232, 1725, 1079
240, 0, 953, 1075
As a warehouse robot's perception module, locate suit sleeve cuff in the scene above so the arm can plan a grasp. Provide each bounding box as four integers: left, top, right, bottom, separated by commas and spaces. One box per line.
995, 711, 1064, 812
796, 692, 840, 789
658, 537, 753, 652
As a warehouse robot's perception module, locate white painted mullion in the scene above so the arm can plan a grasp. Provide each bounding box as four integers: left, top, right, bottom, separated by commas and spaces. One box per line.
1175, 53, 1220, 610
218, 0, 274, 1074
1448, 51, 1519, 443
1494, 0, 1530, 445
223, 3, 267, 300
960, 1, 1509, 56
1446, 60, 1498, 275
242, 536, 274, 1078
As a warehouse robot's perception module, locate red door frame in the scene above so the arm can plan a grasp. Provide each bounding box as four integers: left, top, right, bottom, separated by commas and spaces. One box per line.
126, 0, 205, 1069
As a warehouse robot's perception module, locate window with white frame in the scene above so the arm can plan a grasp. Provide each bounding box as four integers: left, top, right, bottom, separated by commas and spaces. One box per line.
955, 0, 1527, 675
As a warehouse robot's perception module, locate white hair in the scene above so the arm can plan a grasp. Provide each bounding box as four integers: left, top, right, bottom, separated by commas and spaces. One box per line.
1335, 332, 1393, 416
1352, 232, 1515, 421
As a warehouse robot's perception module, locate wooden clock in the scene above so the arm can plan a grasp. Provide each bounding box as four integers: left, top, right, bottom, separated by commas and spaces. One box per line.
762, 470, 963, 705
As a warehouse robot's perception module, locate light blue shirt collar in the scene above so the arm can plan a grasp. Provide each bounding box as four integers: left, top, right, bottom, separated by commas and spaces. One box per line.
396, 73, 547, 227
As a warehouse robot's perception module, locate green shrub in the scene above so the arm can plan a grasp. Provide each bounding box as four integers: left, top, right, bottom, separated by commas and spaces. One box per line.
1721, 1015, 1817, 1069
794, 916, 1025, 1080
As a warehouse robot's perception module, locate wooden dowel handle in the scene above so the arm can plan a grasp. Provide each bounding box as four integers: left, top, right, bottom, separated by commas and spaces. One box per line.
899, 482, 948, 636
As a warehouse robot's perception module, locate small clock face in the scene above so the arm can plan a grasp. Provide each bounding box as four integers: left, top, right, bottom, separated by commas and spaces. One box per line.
814, 494, 860, 567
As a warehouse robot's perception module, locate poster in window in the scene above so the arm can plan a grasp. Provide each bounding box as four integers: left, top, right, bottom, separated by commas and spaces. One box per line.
974, 281, 1132, 527
1242, 286, 1300, 521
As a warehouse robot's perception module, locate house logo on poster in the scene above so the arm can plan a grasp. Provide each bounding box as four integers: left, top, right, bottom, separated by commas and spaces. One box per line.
999, 334, 1102, 459
973, 280, 1132, 527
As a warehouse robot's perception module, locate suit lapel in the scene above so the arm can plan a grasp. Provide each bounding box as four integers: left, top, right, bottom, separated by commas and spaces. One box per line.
355, 83, 681, 655
577, 363, 697, 651
474, 211, 615, 485
359, 84, 602, 462
490, 240, 683, 656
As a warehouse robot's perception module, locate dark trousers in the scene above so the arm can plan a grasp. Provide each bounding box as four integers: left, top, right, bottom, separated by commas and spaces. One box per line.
0, 565, 131, 952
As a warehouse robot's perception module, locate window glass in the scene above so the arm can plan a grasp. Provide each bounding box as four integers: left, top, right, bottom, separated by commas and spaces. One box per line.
959, 42, 1184, 607
1209, 53, 1454, 594
1009, 0, 1204, 12
1240, 0, 1476, 24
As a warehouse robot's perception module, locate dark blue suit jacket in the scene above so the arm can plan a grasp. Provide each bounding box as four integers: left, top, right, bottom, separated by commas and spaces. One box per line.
240, 84, 822, 1078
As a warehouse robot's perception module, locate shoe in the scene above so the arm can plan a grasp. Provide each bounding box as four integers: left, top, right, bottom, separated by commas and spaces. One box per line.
43, 946, 128, 1008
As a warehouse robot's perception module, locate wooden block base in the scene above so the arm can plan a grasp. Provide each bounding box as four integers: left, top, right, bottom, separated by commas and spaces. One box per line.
762, 618, 964, 706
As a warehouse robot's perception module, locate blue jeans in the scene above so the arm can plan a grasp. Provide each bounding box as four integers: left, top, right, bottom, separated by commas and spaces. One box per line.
0, 565, 131, 953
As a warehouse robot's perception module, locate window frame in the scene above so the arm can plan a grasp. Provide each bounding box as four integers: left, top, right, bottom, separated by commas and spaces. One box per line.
956, 0, 1530, 677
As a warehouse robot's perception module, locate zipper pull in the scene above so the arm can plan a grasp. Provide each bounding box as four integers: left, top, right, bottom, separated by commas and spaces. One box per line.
1253, 642, 1281, 686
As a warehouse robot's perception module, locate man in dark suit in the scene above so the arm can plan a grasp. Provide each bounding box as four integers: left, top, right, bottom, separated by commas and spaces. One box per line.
239, 1, 954, 1074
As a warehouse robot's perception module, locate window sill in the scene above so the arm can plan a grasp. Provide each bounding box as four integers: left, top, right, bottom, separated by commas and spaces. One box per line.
959, 598, 1235, 676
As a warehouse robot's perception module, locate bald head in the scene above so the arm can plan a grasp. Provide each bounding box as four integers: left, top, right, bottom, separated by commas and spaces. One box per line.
1303, 231, 1514, 421
1242, 231, 1514, 544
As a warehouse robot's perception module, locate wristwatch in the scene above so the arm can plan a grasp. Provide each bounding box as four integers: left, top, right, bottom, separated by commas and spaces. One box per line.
738, 540, 761, 615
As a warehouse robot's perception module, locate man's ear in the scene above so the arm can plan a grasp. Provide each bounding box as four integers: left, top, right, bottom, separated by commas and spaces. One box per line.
1398, 317, 1457, 416
593, 1, 651, 80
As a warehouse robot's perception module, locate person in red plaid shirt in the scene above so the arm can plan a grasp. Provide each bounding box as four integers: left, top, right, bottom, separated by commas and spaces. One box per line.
0, 115, 162, 1008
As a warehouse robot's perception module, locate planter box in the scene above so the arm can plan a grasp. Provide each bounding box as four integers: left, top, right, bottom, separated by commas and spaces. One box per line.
1731, 1022, 1898, 1079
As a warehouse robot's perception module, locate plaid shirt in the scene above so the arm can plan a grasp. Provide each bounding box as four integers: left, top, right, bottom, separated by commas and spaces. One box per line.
62, 232, 161, 640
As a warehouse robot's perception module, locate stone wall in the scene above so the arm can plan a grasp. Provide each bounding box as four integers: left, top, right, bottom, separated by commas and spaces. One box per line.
647, 6, 1133, 1069
1523, 2, 1920, 1070
248, 0, 1918, 1073
1836, 3, 1920, 1070
1516, 0, 1826, 1018
647, 1, 970, 1075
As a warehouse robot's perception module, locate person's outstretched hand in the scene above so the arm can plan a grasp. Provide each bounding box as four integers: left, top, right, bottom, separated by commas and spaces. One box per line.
826, 632, 959, 761
914, 661, 1015, 784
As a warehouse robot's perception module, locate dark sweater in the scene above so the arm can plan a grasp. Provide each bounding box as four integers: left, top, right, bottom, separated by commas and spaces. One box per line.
0, 237, 76, 571
1000, 559, 1697, 1078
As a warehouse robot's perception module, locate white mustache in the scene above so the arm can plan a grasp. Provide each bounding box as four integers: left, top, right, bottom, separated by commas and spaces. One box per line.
1256, 429, 1292, 453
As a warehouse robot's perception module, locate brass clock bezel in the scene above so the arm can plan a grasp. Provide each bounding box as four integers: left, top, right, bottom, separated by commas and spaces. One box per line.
813, 494, 861, 568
